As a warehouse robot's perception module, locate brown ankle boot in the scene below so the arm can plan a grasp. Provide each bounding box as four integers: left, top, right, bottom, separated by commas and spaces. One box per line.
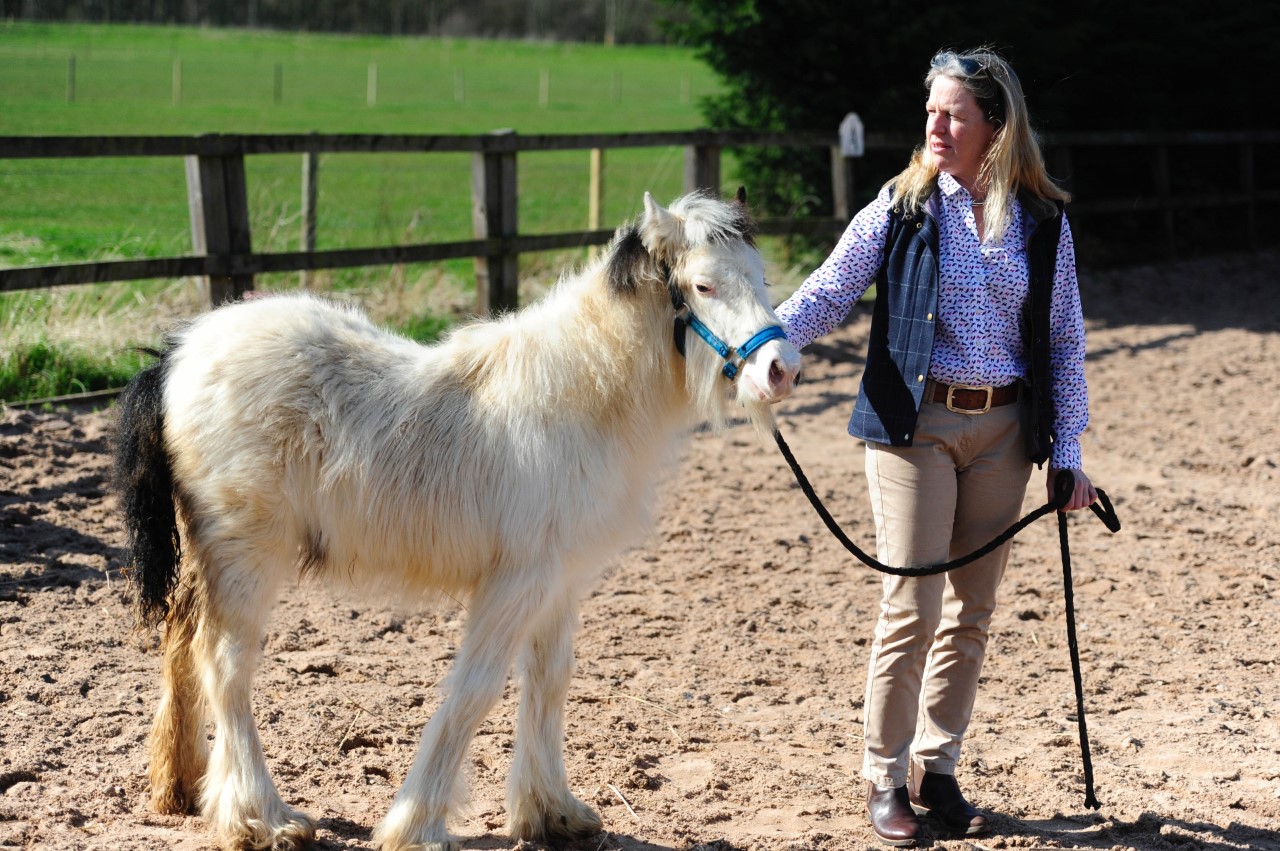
908, 769, 989, 836
866, 781, 921, 847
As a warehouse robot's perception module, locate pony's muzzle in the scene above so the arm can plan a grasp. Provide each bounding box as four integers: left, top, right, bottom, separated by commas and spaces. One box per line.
742, 341, 800, 402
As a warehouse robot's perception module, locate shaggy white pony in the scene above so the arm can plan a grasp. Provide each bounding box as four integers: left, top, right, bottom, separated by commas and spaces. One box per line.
113, 191, 800, 851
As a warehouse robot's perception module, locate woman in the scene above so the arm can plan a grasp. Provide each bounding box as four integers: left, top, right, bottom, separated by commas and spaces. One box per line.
775, 49, 1097, 846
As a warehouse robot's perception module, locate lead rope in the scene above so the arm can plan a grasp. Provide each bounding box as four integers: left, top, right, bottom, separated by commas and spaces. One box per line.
772, 427, 1119, 809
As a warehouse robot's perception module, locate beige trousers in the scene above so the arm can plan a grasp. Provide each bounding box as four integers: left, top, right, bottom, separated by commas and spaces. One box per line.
861, 397, 1033, 788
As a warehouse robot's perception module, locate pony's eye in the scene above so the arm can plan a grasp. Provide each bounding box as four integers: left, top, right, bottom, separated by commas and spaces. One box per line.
694, 282, 715, 296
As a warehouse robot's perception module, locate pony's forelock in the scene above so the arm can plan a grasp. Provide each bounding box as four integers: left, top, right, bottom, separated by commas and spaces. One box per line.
668, 192, 757, 248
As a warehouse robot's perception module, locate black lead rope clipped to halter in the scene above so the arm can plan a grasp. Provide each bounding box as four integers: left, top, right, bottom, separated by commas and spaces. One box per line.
772, 427, 1120, 810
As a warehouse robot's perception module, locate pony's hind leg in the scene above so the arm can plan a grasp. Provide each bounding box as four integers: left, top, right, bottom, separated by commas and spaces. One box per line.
506, 591, 602, 842
149, 574, 208, 815
193, 555, 316, 851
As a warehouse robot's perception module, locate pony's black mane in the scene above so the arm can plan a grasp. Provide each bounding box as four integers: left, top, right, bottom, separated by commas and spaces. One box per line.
605, 225, 649, 296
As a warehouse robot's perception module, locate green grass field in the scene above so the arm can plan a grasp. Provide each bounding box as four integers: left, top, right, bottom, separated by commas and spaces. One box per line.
0, 22, 757, 403
1, 22, 723, 263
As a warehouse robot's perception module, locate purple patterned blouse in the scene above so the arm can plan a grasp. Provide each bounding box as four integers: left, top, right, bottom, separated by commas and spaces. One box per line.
775, 172, 1088, 470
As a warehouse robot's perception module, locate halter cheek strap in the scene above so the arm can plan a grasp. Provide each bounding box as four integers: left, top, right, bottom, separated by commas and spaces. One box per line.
666, 265, 787, 382
669, 271, 689, 357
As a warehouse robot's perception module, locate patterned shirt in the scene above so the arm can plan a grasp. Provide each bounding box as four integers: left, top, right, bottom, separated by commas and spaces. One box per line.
776, 172, 1088, 470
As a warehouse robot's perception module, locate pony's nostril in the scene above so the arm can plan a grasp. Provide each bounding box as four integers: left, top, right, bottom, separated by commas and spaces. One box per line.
768, 359, 792, 391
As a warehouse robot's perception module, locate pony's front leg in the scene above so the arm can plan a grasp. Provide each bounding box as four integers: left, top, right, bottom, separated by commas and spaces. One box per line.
373, 574, 546, 851
506, 591, 602, 842
194, 565, 316, 851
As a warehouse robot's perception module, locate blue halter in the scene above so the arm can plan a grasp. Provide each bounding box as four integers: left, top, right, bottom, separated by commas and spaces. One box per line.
668, 274, 788, 382
682, 313, 788, 381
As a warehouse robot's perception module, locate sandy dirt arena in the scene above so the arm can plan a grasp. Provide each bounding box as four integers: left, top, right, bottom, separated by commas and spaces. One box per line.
2, 249, 1278, 851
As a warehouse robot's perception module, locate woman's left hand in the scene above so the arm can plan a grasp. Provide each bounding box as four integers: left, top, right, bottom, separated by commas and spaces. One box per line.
1048, 468, 1097, 511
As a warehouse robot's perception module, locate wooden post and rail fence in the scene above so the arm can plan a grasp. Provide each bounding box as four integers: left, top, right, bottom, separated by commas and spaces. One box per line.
0, 128, 1276, 316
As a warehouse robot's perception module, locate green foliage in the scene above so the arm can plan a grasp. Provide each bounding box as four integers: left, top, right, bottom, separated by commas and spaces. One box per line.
394, 310, 452, 344
0, 338, 151, 403
662, 0, 1278, 217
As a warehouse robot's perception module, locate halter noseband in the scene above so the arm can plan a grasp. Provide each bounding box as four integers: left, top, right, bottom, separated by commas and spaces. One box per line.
666, 267, 788, 382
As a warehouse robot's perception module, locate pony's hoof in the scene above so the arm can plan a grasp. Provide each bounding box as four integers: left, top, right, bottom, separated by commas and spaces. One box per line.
150, 784, 199, 816
508, 795, 603, 843
149, 759, 206, 815
371, 809, 456, 851
265, 813, 317, 850
215, 810, 316, 851
373, 837, 457, 851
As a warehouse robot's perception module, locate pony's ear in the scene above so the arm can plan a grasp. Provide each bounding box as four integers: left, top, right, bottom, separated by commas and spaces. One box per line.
641, 191, 684, 261
735, 185, 748, 205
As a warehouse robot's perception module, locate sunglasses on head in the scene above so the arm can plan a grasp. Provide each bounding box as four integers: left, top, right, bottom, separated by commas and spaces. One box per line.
932, 52, 988, 79
932, 52, 1007, 126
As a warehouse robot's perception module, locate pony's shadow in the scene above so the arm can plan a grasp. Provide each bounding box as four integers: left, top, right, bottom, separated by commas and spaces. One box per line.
311, 821, 692, 851
0, 482, 123, 594
1, 411, 123, 592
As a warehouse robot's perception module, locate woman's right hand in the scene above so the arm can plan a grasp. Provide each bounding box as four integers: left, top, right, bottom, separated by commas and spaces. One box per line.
1048, 468, 1097, 511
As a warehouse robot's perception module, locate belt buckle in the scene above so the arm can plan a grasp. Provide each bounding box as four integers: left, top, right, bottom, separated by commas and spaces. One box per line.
946, 383, 993, 414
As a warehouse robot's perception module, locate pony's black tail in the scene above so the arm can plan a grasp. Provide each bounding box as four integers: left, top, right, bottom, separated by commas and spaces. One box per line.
112, 349, 181, 629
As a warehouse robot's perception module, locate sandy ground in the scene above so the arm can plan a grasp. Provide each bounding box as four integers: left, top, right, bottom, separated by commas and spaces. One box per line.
2, 249, 1278, 851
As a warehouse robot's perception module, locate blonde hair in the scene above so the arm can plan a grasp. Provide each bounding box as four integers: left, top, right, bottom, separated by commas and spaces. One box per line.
888, 48, 1069, 243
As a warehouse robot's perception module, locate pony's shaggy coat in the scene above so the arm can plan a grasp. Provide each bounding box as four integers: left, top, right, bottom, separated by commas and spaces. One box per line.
113, 192, 799, 851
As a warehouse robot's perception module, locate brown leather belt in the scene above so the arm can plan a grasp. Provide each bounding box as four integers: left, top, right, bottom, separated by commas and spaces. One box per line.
926, 379, 1021, 414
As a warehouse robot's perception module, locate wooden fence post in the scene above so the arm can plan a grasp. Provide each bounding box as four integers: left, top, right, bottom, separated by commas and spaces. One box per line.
683, 143, 720, 195
1240, 141, 1257, 250
472, 129, 519, 315
589, 148, 605, 260
66, 55, 76, 104
830, 146, 855, 222
589, 148, 605, 230
185, 139, 254, 307
832, 112, 864, 222
1153, 143, 1176, 260
300, 149, 319, 287
604, 0, 618, 45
